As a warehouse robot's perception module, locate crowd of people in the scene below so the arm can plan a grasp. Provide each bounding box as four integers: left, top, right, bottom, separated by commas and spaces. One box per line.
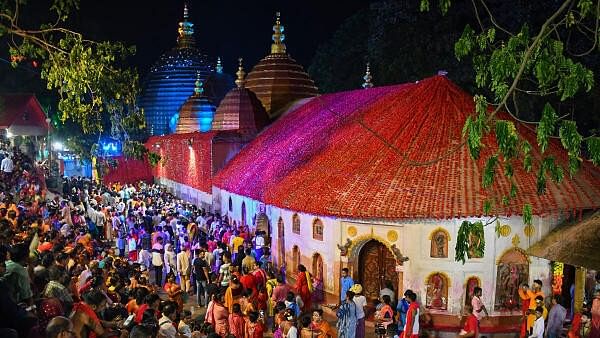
1, 142, 600, 338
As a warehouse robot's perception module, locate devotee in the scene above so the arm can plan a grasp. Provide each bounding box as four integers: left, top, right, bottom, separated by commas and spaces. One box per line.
546, 295, 566, 338
46, 316, 75, 338
528, 307, 546, 338
375, 295, 394, 334
350, 284, 366, 338
193, 248, 211, 306
158, 301, 179, 338
471, 287, 488, 323
177, 244, 192, 293
519, 280, 545, 336
295, 264, 312, 312
458, 304, 479, 338
340, 268, 354, 302
311, 308, 336, 338
151, 237, 164, 286
592, 291, 600, 338
336, 290, 358, 338
402, 291, 420, 338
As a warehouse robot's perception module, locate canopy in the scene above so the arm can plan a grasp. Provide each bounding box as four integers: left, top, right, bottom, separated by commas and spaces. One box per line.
527, 210, 600, 270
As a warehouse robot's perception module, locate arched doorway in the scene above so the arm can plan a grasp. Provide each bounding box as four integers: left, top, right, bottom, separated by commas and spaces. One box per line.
312, 253, 324, 302
358, 240, 399, 301
277, 217, 285, 268
494, 248, 529, 310
292, 245, 300, 273
241, 202, 246, 226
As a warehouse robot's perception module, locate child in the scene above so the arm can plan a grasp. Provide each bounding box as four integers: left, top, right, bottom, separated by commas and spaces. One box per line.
228, 303, 245, 338
285, 292, 301, 318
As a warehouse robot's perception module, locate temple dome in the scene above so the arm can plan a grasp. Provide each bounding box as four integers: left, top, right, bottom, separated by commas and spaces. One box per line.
139, 4, 221, 136
245, 13, 318, 119
212, 59, 269, 136
176, 78, 216, 134
205, 66, 235, 107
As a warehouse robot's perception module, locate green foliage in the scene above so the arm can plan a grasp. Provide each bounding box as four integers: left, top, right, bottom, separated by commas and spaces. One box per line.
147, 152, 162, 167
123, 141, 148, 160
537, 103, 558, 153
455, 220, 485, 264
522, 204, 533, 226
588, 137, 600, 165
521, 140, 533, 172
1, 0, 141, 134
559, 120, 583, 176
482, 154, 498, 188
463, 95, 490, 160
495, 120, 519, 159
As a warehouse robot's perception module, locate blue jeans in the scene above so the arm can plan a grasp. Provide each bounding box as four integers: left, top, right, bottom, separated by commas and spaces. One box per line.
196, 280, 207, 306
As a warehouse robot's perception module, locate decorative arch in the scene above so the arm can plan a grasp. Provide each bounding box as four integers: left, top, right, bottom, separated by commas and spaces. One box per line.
464, 276, 481, 305
312, 252, 325, 302
494, 248, 530, 310
277, 217, 285, 267
292, 245, 301, 273
428, 227, 451, 241
429, 228, 450, 258
292, 213, 300, 234
348, 233, 408, 265
241, 201, 246, 226
312, 218, 324, 241
425, 272, 450, 310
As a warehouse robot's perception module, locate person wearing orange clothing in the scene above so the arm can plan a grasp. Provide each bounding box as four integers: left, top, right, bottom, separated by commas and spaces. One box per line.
518, 280, 545, 337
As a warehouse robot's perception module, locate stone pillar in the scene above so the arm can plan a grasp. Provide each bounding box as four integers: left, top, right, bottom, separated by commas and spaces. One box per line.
574, 266, 586, 313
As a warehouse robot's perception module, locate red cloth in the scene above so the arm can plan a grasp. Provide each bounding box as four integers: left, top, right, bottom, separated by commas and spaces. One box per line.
72, 302, 101, 338
228, 313, 245, 338
402, 302, 420, 338
295, 271, 312, 312
463, 314, 479, 338
102, 156, 153, 186
246, 322, 265, 338
240, 274, 257, 293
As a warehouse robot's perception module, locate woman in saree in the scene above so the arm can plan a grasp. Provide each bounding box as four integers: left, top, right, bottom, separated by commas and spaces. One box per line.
205, 291, 230, 337
336, 291, 358, 338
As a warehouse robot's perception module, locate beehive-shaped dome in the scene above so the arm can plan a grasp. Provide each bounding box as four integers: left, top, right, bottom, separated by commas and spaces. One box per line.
176, 77, 216, 134
212, 59, 270, 136
139, 4, 217, 135
245, 13, 318, 119
205, 58, 235, 107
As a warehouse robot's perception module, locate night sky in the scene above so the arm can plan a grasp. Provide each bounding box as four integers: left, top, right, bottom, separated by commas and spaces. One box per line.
71, 0, 370, 77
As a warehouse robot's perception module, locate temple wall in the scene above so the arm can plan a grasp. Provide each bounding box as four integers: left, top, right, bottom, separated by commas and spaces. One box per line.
208, 188, 572, 316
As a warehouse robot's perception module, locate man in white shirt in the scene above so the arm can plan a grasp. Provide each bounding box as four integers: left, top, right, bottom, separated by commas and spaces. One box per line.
1, 155, 14, 177
528, 307, 545, 338
158, 302, 178, 338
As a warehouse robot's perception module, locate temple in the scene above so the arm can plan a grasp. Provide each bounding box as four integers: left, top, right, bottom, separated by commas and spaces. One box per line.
116, 9, 600, 336
138, 3, 233, 135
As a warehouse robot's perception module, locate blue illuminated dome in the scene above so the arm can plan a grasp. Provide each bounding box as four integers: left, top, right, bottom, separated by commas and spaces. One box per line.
139, 4, 231, 135
176, 77, 216, 133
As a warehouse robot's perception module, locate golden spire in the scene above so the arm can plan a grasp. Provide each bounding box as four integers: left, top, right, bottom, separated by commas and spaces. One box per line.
177, 2, 195, 48
216, 57, 223, 74
362, 62, 373, 89
235, 58, 246, 88
271, 12, 286, 54
194, 72, 204, 95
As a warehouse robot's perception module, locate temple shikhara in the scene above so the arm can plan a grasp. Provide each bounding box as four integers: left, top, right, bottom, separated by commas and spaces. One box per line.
114, 4, 600, 335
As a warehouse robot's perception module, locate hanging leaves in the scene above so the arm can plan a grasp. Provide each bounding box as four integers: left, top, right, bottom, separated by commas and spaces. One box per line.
587, 137, 600, 166
523, 204, 533, 226
559, 120, 583, 176
495, 120, 519, 159
455, 220, 486, 264
537, 103, 558, 154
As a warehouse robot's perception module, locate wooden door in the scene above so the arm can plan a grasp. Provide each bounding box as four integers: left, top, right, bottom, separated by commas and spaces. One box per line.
359, 240, 399, 301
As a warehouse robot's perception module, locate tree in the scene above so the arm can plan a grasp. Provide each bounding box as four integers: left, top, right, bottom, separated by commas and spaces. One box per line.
0, 0, 142, 134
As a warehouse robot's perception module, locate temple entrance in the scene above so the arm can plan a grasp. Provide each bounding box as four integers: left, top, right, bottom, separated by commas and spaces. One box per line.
312, 253, 324, 303
358, 239, 399, 301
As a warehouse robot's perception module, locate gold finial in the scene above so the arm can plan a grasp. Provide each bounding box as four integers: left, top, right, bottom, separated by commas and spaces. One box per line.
183, 2, 189, 20
362, 62, 373, 89
271, 12, 286, 54
216, 57, 223, 74
194, 73, 204, 95
235, 58, 246, 88
177, 2, 195, 48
